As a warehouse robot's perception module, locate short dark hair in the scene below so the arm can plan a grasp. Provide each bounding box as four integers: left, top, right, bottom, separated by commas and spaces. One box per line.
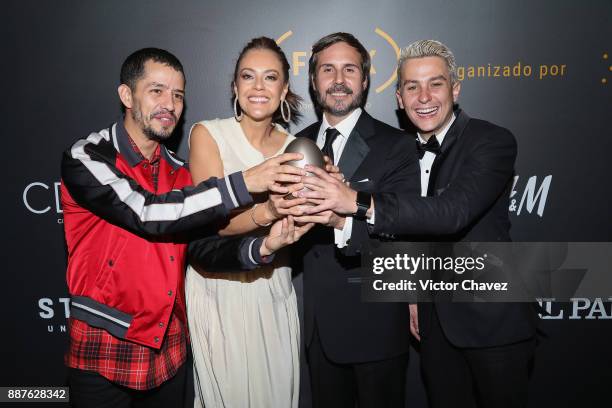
231, 37, 302, 125
120, 48, 185, 91
308, 32, 371, 85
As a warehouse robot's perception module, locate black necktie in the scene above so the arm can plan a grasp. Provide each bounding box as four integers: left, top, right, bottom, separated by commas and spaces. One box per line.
416, 136, 441, 159
322, 128, 340, 164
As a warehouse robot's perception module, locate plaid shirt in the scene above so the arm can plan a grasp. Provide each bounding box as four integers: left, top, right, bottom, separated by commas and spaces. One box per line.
65, 137, 188, 390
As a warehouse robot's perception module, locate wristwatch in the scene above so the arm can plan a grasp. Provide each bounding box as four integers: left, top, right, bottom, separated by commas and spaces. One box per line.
353, 190, 372, 220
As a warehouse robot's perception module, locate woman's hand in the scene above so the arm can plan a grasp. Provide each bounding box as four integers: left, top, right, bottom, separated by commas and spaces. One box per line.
243, 153, 305, 193
260, 216, 314, 256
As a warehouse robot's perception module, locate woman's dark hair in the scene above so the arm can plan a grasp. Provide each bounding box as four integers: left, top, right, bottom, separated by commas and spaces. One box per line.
232, 37, 302, 125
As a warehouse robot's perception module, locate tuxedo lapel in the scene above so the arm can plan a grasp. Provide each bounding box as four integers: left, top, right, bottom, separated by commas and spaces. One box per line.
337, 112, 373, 181
427, 109, 471, 196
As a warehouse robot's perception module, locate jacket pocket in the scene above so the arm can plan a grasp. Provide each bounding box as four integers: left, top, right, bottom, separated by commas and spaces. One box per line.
95, 235, 128, 291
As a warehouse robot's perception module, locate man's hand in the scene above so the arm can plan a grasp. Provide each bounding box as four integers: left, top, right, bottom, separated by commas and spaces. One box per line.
299, 165, 357, 215
293, 210, 346, 229
409, 304, 420, 341
323, 155, 344, 182
263, 185, 308, 221
260, 216, 314, 256
242, 153, 305, 194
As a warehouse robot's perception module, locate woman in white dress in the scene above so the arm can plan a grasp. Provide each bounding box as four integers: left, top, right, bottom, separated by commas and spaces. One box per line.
186, 37, 311, 408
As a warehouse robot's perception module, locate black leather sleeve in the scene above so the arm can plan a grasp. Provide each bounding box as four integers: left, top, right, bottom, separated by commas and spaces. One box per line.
188, 235, 274, 272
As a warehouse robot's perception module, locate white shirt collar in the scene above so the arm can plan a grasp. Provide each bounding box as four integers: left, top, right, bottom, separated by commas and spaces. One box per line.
417, 113, 456, 146
319, 107, 363, 139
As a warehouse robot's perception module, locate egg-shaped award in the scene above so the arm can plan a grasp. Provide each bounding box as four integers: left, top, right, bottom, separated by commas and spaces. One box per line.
283, 137, 326, 200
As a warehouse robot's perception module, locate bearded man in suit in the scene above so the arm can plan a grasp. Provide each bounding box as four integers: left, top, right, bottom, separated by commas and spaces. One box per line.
292, 32, 420, 408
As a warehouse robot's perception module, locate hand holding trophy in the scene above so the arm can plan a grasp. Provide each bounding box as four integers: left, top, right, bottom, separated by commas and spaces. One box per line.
282, 138, 351, 229
283, 137, 326, 201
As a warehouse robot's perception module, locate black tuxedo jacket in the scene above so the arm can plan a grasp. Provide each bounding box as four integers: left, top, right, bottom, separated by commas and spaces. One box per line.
294, 111, 420, 363
373, 109, 538, 348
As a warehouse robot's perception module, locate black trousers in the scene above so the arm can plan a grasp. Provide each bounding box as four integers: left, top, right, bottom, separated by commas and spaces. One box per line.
68, 362, 187, 408
307, 325, 409, 408
420, 309, 536, 408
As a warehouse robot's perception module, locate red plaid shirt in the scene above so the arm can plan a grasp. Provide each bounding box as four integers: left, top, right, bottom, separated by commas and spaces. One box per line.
65, 137, 188, 390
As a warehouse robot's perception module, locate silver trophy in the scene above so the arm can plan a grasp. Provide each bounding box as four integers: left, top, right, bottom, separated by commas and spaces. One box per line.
283, 137, 325, 201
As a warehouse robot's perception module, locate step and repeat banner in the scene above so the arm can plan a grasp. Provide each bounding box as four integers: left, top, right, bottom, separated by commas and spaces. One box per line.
5, 0, 611, 406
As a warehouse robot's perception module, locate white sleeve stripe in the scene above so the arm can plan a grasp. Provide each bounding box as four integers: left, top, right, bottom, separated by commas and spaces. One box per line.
111, 124, 119, 151
247, 238, 257, 265
70, 133, 222, 222
164, 146, 185, 167
224, 176, 239, 208
71, 302, 131, 328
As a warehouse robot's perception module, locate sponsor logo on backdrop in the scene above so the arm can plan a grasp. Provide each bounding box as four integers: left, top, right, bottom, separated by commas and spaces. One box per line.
38, 297, 70, 333
510, 175, 552, 217
457, 62, 568, 81
23, 175, 552, 220
538, 298, 612, 320
278, 28, 573, 85
23, 181, 63, 223
37, 298, 612, 330
276, 27, 400, 94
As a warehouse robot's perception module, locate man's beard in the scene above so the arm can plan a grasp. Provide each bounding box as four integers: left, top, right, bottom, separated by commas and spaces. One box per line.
131, 104, 176, 143
317, 83, 364, 116
142, 124, 172, 143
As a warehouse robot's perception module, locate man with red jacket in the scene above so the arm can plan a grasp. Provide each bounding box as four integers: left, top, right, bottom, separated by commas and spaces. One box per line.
61, 48, 304, 407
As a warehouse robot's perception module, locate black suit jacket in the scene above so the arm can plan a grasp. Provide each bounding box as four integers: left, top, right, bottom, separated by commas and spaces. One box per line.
294, 111, 420, 363
373, 109, 538, 348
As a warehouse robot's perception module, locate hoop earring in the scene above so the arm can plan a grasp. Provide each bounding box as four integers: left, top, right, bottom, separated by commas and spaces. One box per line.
280, 99, 291, 123
234, 97, 243, 122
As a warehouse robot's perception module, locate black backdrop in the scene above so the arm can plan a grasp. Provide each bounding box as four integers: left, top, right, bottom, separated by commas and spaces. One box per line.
5, 0, 612, 406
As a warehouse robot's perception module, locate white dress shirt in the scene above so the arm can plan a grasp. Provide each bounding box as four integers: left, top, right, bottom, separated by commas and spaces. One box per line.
418, 114, 456, 196
316, 108, 362, 248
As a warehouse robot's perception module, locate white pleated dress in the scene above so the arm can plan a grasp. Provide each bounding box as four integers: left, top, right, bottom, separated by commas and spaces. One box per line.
185, 117, 299, 408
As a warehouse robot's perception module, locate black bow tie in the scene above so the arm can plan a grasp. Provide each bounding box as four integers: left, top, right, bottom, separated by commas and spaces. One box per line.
416, 136, 441, 159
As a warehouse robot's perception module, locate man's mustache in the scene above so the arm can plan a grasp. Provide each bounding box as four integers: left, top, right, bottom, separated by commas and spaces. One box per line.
326, 84, 353, 95
149, 109, 177, 121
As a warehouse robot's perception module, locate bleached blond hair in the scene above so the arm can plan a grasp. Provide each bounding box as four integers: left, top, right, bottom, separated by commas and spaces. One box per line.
396, 40, 458, 89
